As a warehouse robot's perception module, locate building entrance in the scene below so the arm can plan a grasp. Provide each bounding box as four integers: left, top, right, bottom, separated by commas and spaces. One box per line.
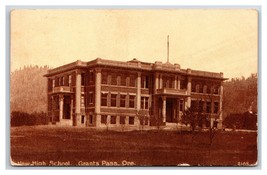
63, 95, 71, 119
166, 98, 177, 123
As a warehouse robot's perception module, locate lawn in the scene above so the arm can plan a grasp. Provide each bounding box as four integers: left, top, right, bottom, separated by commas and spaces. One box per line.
10, 125, 257, 166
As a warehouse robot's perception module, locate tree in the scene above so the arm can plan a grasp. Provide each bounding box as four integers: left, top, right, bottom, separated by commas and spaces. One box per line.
223, 73, 257, 119
137, 110, 149, 133
182, 103, 205, 143
10, 65, 50, 114
181, 94, 221, 146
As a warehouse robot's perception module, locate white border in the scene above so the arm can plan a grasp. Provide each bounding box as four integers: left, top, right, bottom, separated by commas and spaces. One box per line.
2, 1, 266, 175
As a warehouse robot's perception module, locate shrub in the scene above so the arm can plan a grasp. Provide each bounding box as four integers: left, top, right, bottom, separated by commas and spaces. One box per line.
11, 111, 49, 127
223, 113, 243, 129
223, 112, 257, 130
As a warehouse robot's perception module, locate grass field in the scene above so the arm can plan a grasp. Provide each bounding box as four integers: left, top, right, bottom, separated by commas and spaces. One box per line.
10, 125, 257, 166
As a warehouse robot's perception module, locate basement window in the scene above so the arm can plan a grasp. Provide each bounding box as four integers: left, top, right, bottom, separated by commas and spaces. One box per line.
110, 116, 116, 124
129, 117, 134, 125
101, 115, 107, 124
120, 116, 126, 124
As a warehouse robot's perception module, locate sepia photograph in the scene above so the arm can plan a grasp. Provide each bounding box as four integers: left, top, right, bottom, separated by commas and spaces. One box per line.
10, 9, 258, 166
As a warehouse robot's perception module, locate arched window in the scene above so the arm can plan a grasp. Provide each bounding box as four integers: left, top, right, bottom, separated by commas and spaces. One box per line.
206, 85, 210, 94
101, 71, 108, 84
191, 82, 196, 92
199, 83, 203, 93
203, 85, 207, 94
196, 84, 200, 93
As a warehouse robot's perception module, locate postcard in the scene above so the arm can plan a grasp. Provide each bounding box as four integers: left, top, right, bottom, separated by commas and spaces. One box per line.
10, 9, 258, 166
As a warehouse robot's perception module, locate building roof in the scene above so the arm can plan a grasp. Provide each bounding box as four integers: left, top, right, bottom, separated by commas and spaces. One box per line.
44, 58, 227, 80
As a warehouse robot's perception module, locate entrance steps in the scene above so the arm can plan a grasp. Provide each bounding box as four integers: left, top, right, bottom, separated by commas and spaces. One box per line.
163, 122, 190, 130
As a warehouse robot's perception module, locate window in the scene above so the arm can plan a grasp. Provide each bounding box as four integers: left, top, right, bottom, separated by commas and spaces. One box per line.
52, 79, 55, 90
111, 74, 117, 85
81, 73, 85, 86
206, 85, 210, 94
89, 71, 94, 83
141, 97, 145, 109
141, 97, 149, 109
141, 75, 149, 88
206, 102, 211, 113
171, 77, 175, 88
203, 85, 207, 94
129, 117, 135, 125
102, 72, 108, 84
179, 100, 184, 111
65, 76, 69, 86
163, 79, 168, 88
196, 84, 200, 93
129, 75, 136, 87
110, 116, 116, 124
81, 95, 85, 107
129, 95, 135, 108
162, 77, 174, 89
165, 80, 170, 88
68, 75, 72, 86
101, 115, 107, 124
101, 93, 108, 106
214, 102, 219, 113
214, 86, 219, 94
88, 93, 93, 104
120, 95, 126, 107
120, 116, 126, 124
120, 75, 127, 86
111, 94, 117, 107
199, 101, 204, 113
145, 117, 149, 125
55, 77, 59, 87
145, 76, 149, 88
89, 115, 93, 124
180, 79, 187, 89
63, 96, 71, 119
199, 84, 203, 93
58, 77, 61, 86
141, 76, 145, 88
60, 77, 64, 86
191, 82, 196, 92
191, 100, 197, 112
145, 97, 149, 109
81, 115, 85, 124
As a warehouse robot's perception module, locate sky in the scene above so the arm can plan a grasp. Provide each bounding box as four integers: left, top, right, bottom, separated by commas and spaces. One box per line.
10, 9, 258, 79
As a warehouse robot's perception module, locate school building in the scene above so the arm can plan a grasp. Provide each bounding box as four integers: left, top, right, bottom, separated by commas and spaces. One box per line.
44, 58, 226, 129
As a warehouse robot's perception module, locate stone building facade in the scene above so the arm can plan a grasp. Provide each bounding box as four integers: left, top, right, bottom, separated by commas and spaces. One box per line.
44, 58, 226, 129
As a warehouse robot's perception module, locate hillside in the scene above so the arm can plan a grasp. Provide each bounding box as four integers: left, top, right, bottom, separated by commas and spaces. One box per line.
10, 65, 49, 114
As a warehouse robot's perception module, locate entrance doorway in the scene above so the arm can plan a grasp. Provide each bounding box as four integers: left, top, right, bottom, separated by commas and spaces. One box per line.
166, 98, 177, 123
63, 95, 71, 119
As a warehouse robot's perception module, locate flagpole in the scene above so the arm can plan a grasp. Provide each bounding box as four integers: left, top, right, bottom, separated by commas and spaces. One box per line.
167, 35, 169, 63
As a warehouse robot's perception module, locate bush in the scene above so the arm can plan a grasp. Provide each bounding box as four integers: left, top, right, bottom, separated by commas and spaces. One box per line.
11, 111, 49, 127
243, 111, 257, 130
31, 111, 49, 125
223, 112, 257, 130
223, 113, 243, 129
